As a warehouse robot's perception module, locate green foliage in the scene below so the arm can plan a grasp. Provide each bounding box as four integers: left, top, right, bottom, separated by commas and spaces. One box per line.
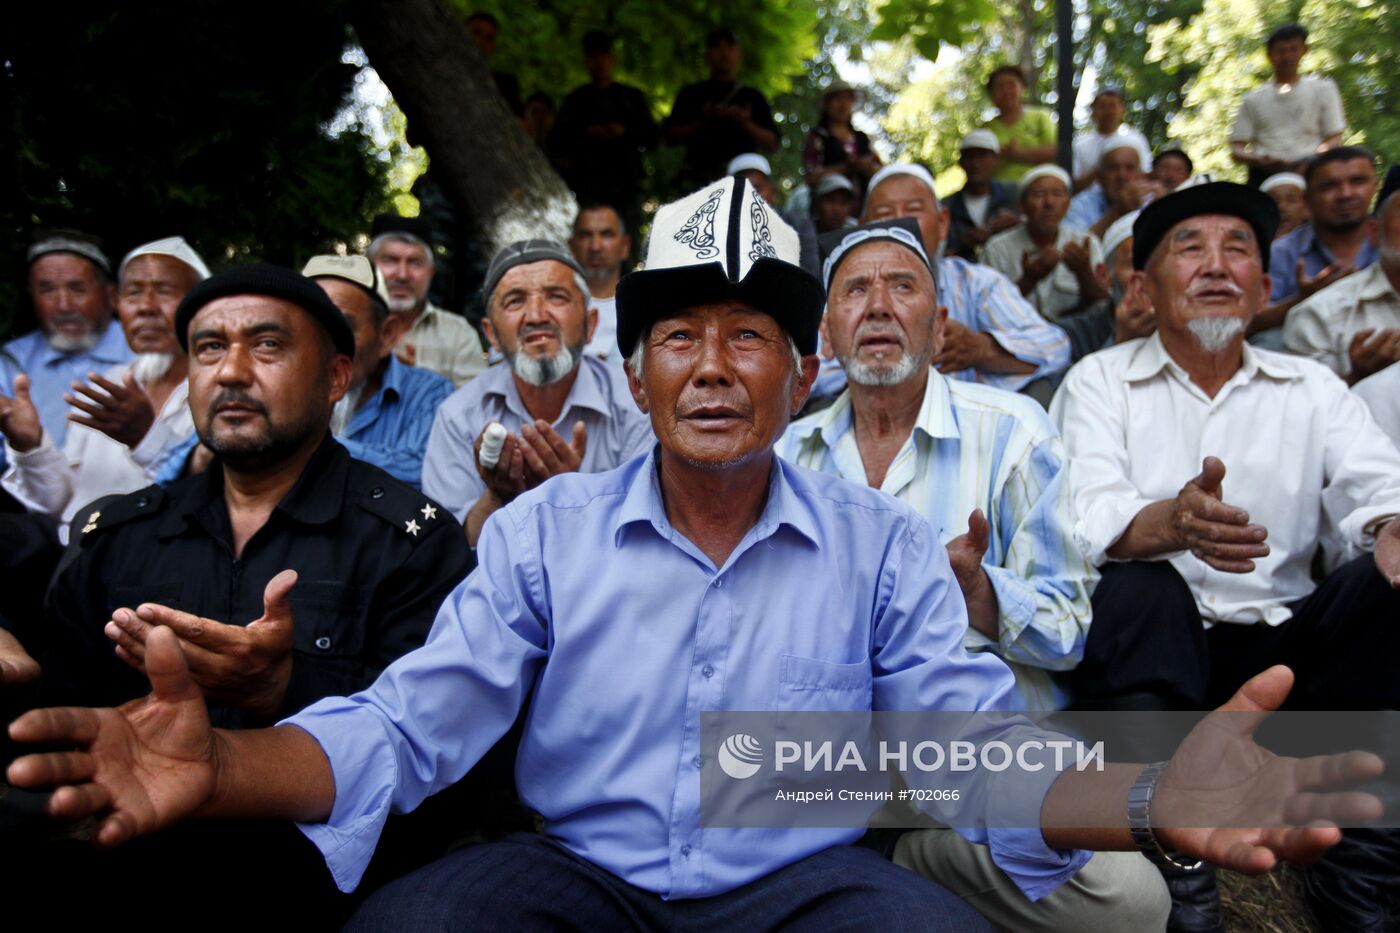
870, 0, 999, 60
0, 1, 389, 339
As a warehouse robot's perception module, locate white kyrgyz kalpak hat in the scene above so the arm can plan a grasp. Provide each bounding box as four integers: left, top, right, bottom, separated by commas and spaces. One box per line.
615, 175, 824, 356
119, 236, 211, 281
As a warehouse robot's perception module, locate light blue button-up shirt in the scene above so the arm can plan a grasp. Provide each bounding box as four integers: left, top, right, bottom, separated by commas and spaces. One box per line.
1066, 185, 1110, 232
779, 372, 1096, 711
0, 320, 131, 469
1269, 222, 1380, 304
422, 355, 654, 522
286, 450, 1087, 898
337, 355, 453, 489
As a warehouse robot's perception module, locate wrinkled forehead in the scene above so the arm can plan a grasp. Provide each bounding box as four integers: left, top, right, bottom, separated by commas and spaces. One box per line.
189, 294, 310, 336
866, 176, 938, 214
1155, 214, 1260, 261
646, 300, 787, 338
833, 240, 936, 291
120, 253, 196, 286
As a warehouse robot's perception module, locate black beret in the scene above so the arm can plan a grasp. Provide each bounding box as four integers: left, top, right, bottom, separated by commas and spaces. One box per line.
175, 263, 356, 358
370, 214, 436, 251
1132, 181, 1280, 272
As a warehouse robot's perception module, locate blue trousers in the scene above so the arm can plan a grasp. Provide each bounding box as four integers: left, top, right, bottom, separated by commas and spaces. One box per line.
346, 832, 993, 932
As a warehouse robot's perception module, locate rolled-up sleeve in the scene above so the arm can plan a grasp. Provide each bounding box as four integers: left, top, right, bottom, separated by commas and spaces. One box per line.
1321, 381, 1400, 550
972, 267, 1073, 387
284, 509, 549, 891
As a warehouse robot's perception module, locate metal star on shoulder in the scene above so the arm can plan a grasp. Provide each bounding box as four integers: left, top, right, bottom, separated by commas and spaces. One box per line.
420, 503, 437, 520
405, 518, 421, 536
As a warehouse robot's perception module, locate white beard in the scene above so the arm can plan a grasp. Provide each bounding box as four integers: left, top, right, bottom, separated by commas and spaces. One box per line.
1186, 317, 1246, 352
844, 352, 923, 387
330, 382, 365, 435
131, 352, 176, 385
510, 343, 580, 387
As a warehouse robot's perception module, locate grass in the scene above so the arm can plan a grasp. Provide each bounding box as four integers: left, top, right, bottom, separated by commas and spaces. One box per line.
1219, 865, 1322, 933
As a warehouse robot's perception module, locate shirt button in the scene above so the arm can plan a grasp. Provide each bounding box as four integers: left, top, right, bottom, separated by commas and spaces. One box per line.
712, 578, 722, 588
314, 636, 332, 650
702, 664, 714, 679
681, 845, 692, 857
692, 755, 703, 769
370, 487, 385, 499
136, 496, 150, 508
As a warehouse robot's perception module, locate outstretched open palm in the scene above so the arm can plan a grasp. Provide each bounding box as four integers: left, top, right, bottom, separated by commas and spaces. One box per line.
1154, 666, 1384, 873
6, 627, 219, 847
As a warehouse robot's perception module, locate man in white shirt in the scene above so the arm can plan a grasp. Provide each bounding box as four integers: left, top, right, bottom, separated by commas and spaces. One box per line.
1, 238, 207, 538
1051, 181, 1400, 933
1354, 362, 1400, 449
1230, 23, 1345, 188
1283, 191, 1400, 381
369, 214, 488, 387
568, 203, 630, 364
1071, 87, 1152, 193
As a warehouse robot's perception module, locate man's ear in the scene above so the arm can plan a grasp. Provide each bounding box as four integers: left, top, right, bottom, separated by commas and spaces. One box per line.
585, 303, 598, 345
379, 311, 407, 357
818, 314, 834, 361
791, 354, 820, 415
328, 353, 354, 404
482, 315, 502, 353
931, 304, 949, 358
625, 353, 649, 414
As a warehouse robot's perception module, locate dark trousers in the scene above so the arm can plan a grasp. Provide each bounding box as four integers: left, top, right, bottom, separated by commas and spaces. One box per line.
346, 832, 992, 933
1072, 556, 1400, 710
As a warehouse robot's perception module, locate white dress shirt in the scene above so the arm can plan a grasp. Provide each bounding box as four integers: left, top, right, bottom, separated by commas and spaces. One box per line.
1071, 126, 1152, 179
3, 362, 194, 540
1282, 263, 1400, 378
1354, 362, 1400, 451
1050, 334, 1400, 626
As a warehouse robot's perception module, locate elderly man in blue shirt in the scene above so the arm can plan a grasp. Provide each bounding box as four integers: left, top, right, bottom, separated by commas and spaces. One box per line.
303, 255, 453, 489
6, 178, 1374, 933
0, 230, 132, 472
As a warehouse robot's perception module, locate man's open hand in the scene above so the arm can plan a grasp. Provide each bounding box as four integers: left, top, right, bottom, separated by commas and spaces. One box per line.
1347, 329, 1400, 383
7, 626, 219, 847
0, 627, 40, 687
1155, 665, 1384, 874
105, 570, 297, 719
65, 371, 157, 449
0, 374, 44, 452
1171, 457, 1269, 573
933, 321, 994, 375
1297, 260, 1356, 301
518, 420, 587, 487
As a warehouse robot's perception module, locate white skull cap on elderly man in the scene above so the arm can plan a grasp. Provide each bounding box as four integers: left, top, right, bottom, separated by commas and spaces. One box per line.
119, 236, 211, 281
615, 175, 824, 357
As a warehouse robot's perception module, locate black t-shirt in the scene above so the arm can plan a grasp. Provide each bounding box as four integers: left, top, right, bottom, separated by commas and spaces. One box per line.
665, 79, 778, 188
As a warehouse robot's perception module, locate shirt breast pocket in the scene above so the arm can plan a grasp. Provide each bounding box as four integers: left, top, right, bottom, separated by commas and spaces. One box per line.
288, 581, 371, 660
107, 583, 183, 619
777, 653, 873, 712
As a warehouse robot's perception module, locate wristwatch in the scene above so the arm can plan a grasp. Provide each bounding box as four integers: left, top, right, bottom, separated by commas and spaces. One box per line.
1128, 761, 1204, 870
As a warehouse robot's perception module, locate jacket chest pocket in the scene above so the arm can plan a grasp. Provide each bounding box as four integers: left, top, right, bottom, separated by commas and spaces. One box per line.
288, 581, 372, 659
777, 654, 873, 711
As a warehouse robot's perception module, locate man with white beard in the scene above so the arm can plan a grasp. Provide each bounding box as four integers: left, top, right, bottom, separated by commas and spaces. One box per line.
1050, 182, 1400, 932
422, 240, 653, 545
1, 238, 206, 538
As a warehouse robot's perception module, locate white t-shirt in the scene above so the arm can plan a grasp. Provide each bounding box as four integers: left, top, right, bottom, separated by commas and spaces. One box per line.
962, 193, 991, 228
1071, 126, 1153, 179
585, 295, 620, 363
1231, 76, 1346, 163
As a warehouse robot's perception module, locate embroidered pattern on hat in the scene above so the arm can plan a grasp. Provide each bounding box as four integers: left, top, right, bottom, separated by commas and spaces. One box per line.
748, 197, 776, 262
674, 188, 724, 259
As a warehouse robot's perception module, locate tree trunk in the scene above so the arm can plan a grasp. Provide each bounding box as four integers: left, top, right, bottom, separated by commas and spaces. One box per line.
346, 0, 576, 253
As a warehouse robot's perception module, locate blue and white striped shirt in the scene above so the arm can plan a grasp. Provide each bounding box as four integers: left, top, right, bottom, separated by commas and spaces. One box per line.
779, 371, 1096, 710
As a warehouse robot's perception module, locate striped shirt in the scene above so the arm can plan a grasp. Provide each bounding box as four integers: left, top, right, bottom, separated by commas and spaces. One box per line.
778, 370, 1096, 710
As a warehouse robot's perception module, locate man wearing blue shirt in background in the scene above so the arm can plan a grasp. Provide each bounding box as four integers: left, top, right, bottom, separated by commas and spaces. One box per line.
6, 179, 1374, 932
0, 230, 132, 472
304, 255, 452, 490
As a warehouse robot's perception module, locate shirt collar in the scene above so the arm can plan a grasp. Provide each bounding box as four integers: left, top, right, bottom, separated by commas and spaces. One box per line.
611, 448, 821, 551
1354, 263, 1398, 302
155, 434, 350, 539
1122, 330, 1301, 383
36, 318, 129, 368
375, 353, 408, 403
484, 357, 613, 421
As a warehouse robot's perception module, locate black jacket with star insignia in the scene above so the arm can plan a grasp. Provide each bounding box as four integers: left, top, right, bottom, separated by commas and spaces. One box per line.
41, 435, 473, 729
